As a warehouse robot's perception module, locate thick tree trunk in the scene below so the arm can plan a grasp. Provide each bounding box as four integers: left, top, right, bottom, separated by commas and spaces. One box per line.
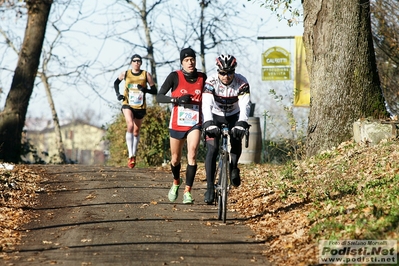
303, 0, 387, 157
0, 0, 52, 163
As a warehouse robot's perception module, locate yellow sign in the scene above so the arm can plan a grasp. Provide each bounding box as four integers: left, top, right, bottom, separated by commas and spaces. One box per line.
262, 46, 291, 66
262, 67, 291, 81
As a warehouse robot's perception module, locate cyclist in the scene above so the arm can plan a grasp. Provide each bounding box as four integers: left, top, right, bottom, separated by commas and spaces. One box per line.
156, 47, 207, 204
114, 54, 157, 169
202, 54, 251, 204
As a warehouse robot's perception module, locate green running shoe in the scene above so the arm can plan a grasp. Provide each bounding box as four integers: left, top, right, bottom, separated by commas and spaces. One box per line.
168, 178, 182, 202
182, 191, 194, 204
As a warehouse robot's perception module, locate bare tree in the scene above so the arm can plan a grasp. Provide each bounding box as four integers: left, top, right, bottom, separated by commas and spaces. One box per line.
157, 0, 260, 73
35, 1, 101, 163
102, 0, 260, 79
0, 0, 101, 163
0, 0, 53, 163
103, 0, 166, 88
39, 58, 67, 163
2, 19, 70, 164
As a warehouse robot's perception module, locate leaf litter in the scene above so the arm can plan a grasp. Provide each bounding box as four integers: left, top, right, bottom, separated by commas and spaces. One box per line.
2, 139, 399, 265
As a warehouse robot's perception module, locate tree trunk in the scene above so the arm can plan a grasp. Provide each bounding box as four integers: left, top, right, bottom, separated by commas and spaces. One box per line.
134, 0, 161, 105
199, 0, 206, 73
40, 73, 67, 164
303, 0, 388, 157
0, 0, 52, 163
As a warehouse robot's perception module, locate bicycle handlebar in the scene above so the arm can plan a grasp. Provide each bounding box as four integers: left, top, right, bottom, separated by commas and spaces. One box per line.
202, 123, 251, 148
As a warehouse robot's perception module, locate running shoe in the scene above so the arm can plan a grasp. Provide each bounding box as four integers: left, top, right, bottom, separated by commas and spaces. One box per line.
183, 191, 194, 204
127, 156, 136, 169
168, 178, 182, 202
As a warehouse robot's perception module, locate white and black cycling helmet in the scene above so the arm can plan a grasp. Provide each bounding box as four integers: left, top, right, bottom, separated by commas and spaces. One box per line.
216, 54, 237, 72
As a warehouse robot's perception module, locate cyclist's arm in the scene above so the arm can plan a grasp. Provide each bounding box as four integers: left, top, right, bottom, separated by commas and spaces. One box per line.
237, 83, 251, 122
156, 72, 178, 103
202, 83, 215, 123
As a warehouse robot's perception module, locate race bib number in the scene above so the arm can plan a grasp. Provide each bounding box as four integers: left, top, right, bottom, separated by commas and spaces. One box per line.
177, 104, 199, 127
128, 85, 143, 106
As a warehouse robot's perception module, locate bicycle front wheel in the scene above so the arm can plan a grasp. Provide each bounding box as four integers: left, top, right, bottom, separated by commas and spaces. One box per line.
219, 151, 229, 223
217, 165, 223, 220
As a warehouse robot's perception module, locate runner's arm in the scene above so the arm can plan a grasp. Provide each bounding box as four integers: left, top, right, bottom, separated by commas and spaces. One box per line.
156, 72, 178, 103
113, 72, 125, 96
146, 72, 158, 95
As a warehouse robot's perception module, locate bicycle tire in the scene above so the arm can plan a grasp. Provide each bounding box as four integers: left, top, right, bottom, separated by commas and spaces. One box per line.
220, 150, 229, 223
217, 192, 222, 220
217, 156, 223, 220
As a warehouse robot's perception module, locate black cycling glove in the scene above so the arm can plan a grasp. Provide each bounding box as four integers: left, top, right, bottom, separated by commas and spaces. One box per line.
231, 121, 249, 139
203, 121, 220, 138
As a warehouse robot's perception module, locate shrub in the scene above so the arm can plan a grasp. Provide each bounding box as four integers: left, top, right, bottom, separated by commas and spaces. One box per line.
105, 105, 171, 167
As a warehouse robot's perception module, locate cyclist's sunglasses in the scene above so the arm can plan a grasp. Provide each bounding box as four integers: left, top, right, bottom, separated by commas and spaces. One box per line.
132, 59, 142, 63
218, 70, 235, 76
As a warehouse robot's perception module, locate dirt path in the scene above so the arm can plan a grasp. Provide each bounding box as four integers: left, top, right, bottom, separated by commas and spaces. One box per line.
8, 165, 271, 266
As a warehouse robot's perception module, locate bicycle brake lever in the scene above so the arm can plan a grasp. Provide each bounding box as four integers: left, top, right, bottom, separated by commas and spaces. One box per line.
245, 128, 249, 148
202, 130, 206, 147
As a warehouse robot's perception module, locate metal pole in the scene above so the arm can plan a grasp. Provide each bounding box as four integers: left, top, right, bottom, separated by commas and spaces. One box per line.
262, 111, 267, 163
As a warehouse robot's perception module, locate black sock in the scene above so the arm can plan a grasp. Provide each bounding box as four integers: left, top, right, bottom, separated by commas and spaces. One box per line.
171, 163, 181, 181
185, 164, 197, 187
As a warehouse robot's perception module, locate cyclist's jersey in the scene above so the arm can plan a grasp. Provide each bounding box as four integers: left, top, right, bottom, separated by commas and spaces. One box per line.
202, 72, 251, 123
122, 70, 148, 109
169, 70, 205, 131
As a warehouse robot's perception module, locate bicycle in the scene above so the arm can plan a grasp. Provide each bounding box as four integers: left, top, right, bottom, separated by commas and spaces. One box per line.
205, 123, 249, 223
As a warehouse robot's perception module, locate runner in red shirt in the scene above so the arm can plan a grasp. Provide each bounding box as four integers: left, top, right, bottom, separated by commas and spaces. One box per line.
156, 48, 207, 204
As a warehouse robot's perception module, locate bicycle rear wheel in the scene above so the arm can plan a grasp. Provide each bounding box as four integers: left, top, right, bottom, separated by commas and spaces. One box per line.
218, 151, 229, 223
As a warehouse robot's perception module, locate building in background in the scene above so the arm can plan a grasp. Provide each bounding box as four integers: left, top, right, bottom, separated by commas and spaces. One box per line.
23, 119, 108, 165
